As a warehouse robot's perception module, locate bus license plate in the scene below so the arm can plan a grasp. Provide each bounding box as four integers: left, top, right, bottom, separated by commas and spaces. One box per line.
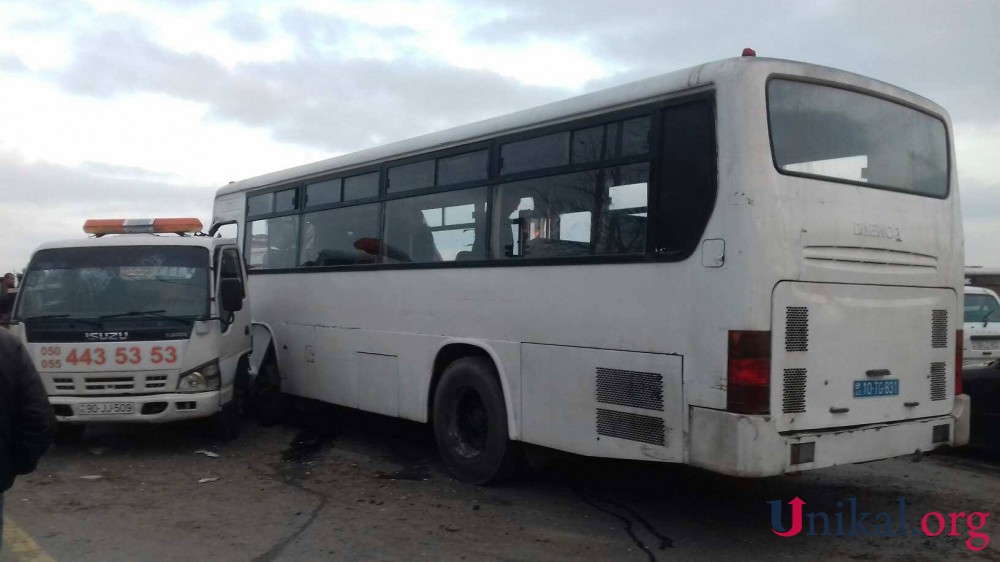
77, 402, 134, 416
971, 339, 1000, 350
853, 379, 900, 398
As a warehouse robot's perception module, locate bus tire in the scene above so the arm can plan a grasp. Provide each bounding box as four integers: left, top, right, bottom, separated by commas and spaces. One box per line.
432, 357, 520, 485
254, 360, 287, 427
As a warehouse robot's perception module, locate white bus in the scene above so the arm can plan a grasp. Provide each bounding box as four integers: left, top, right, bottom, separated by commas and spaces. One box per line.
213, 54, 968, 483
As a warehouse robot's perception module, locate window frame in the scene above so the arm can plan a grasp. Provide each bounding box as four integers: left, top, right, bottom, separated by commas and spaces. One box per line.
247, 186, 301, 220
243, 91, 718, 274
300, 166, 384, 213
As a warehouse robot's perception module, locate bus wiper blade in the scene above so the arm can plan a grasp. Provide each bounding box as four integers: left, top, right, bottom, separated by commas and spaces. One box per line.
21, 315, 102, 328
984, 309, 994, 327
98, 310, 191, 324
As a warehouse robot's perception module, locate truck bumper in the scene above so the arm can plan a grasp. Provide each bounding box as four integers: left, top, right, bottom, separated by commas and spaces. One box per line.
51, 391, 222, 424
689, 394, 971, 477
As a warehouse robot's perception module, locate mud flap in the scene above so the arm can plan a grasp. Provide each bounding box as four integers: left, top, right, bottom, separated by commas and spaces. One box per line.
248, 323, 274, 381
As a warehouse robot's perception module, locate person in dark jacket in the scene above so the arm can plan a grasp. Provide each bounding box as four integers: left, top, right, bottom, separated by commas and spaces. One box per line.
0, 328, 56, 548
0, 273, 15, 326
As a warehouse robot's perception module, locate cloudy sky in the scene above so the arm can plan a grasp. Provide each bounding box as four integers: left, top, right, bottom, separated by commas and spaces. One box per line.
1, 0, 998, 272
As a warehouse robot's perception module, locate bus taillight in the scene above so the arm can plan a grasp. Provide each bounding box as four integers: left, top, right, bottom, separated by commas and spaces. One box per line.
955, 329, 963, 395
727, 330, 771, 415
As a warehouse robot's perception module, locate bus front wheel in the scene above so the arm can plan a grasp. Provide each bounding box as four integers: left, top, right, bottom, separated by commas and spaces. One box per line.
432, 357, 520, 485
253, 360, 288, 427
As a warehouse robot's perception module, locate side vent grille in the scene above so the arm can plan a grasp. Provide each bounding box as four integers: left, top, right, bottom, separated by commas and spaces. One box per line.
785, 307, 809, 352
931, 310, 948, 349
782, 369, 807, 413
929, 362, 947, 401
595, 368, 664, 411
596, 408, 665, 446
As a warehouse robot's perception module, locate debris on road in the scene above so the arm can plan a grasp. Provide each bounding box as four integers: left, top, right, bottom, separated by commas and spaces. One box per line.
198, 477, 221, 483
195, 450, 221, 458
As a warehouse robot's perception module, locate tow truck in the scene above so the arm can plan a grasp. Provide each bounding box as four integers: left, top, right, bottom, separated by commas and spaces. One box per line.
7, 218, 251, 440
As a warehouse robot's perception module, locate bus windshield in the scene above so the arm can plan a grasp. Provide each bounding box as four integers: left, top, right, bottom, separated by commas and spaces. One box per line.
16, 246, 210, 320
768, 79, 948, 197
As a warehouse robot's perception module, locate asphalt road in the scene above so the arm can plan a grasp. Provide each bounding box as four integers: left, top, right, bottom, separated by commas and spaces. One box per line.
2, 405, 999, 561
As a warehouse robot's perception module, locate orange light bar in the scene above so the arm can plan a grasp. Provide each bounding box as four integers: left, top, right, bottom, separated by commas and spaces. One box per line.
83, 218, 203, 235
152, 218, 203, 233
83, 219, 128, 235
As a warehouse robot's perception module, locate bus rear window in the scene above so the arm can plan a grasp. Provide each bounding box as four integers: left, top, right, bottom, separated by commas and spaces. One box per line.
767, 79, 948, 198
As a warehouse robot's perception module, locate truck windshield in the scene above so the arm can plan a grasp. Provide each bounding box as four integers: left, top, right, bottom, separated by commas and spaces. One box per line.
16, 246, 210, 321
964, 293, 1000, 323
768, 79, 948, 198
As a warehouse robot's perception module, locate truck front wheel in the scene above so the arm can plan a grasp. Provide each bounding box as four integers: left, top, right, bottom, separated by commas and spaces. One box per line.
209, 359, 248, 441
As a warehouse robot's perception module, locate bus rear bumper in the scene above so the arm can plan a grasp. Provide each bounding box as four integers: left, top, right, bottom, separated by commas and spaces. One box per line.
689, 394, 971, 477
51, 391, 222, 424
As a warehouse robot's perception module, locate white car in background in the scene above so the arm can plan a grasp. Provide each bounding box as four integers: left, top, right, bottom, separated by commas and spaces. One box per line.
964, 286, 1000, 364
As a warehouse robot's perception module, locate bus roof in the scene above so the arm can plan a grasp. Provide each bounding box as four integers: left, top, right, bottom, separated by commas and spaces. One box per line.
217, 56, 949, 197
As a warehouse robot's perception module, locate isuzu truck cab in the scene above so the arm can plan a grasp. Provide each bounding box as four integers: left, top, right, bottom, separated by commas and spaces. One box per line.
7, 218, 251, 441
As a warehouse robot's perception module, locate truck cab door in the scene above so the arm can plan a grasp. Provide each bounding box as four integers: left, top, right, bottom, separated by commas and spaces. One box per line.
215, 246, 251, 398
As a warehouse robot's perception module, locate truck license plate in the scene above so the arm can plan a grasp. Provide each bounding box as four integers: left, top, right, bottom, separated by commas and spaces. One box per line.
77, 402, 135, 416
853, 379, 900, 398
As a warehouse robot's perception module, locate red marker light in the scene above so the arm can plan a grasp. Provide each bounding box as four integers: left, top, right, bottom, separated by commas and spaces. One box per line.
742, 48, 757, 57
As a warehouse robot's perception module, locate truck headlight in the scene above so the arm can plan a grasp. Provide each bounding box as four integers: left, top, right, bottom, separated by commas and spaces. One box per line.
177, 361, 221, 392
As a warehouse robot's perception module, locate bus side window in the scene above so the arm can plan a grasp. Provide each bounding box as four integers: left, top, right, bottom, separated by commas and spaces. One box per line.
299, 203, 381, 266
493, 164, 648, 259
384, 187, 487, 263
650, 98, 718, 258
494, 173, 597, 259
247, 216, 299, 270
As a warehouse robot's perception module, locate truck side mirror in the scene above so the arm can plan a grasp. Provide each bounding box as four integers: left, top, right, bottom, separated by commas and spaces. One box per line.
220, 278, 245, 313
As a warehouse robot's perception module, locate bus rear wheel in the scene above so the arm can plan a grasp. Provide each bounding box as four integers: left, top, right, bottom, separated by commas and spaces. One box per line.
432, 357, 520, 485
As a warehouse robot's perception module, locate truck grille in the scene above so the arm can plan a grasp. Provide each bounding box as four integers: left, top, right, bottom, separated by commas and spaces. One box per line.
53, 377, 74, 391
145, 375, 168, 389
84, 376, 135, 392
51, 374, 172, 394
